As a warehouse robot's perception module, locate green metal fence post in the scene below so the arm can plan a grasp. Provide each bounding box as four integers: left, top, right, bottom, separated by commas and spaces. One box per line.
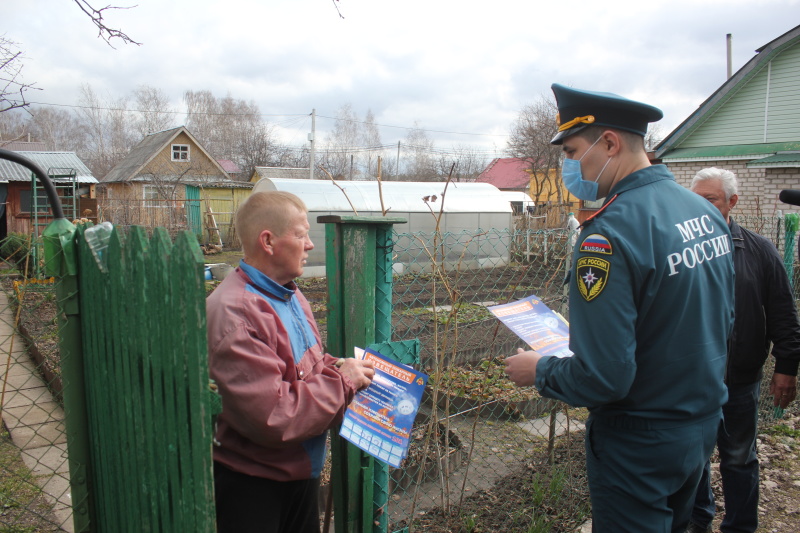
52, 232, 95, 532
320, 215, 406, 533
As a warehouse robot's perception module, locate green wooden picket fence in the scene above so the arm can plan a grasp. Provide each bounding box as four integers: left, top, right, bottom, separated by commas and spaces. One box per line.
71, 224, 218, 532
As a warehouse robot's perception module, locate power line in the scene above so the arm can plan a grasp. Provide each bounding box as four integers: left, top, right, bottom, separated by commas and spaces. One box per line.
20, 100, 306, 118
14, 100, 509, 142
314, 113, 508, 138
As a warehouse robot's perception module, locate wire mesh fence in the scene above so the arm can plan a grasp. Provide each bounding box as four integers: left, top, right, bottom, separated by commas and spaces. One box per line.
0, 234, 73, 532
0, 213, 798, 532
385, 226, 588, 532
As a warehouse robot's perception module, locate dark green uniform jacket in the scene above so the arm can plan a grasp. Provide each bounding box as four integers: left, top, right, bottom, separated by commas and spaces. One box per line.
535, 164, 735, 422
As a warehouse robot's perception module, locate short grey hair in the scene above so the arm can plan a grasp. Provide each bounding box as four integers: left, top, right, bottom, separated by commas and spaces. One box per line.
691, 167, 738, 200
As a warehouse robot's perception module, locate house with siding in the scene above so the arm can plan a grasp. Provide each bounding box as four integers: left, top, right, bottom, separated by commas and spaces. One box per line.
0, 151, 98, 238
100, 126, 236, 239
656, 24, 800, 216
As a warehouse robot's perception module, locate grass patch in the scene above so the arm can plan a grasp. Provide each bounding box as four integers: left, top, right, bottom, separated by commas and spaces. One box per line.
767, 424, 800, 440
0, 429, 60, 532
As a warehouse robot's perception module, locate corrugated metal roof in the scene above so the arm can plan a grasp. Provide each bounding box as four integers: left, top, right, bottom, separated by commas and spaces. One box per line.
253, 178, 513, 213
0, 151, 97, 183
251, 167, 310, 182
747, 152, 800, 168
0, 141, 48, 151
196, 181, 253, 189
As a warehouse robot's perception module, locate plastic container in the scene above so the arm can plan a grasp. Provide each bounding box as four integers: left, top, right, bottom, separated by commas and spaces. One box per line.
84, 221, 113, 273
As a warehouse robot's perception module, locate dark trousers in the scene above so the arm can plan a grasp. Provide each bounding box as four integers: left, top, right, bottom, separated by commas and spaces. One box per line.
214, 461, 321, 533
586, 413, 720, 533
691, 381, 760, 532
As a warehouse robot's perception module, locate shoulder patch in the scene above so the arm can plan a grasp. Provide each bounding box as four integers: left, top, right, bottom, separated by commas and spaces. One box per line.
576, 257, 610, 302
579, 233, 613, 255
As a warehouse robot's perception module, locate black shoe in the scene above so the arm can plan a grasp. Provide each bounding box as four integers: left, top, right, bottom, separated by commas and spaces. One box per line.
685, 523, 711, 533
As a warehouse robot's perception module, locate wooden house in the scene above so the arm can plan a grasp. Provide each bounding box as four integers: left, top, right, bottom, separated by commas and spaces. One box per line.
99, 126, 235, 238
656, 24, 800, 215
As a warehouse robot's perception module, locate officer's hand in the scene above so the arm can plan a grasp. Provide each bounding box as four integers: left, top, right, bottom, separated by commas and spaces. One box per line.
504, 348, 542, 387
770, 372, 797, 408
337, 359, 375, 391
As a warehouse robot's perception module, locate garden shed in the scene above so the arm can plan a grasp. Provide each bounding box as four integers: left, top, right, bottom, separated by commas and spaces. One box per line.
253, 178, 516, 277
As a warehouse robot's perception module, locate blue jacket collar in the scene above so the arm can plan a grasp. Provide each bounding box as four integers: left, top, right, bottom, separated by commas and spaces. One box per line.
239, 260, 297, 299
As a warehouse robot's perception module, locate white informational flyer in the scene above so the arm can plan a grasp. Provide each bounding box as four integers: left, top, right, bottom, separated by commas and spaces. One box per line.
487, 295, 573, 358
339, 347, 428, 468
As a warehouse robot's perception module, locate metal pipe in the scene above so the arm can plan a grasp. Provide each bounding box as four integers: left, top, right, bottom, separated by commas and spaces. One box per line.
726, 33, 733, 79
0, 148, 65, 219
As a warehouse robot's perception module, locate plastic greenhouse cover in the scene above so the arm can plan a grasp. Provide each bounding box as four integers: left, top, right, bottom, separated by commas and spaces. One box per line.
253, 178, 523, 214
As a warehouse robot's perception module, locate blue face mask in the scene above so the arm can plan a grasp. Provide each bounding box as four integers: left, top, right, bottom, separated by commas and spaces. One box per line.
561, 137, 612, 201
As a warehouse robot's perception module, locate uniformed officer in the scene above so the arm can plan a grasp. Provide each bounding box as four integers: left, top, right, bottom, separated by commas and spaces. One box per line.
504, 84, 735, 532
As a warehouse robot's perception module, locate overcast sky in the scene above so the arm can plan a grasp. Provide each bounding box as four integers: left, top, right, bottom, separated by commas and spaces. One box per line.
5, 0, 799, 157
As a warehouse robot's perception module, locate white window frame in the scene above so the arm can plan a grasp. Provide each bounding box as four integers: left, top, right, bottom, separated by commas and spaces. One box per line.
143, 184, 174, 208
171, 144, 190, 162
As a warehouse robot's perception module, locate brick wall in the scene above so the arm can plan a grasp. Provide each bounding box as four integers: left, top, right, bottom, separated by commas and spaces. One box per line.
664, 160, 800, 217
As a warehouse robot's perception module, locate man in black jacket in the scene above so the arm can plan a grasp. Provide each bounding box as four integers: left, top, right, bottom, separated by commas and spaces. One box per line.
687, 167, 800, 533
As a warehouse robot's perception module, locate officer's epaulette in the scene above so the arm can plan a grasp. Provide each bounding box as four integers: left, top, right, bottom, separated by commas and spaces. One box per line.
579, 194, 619, 231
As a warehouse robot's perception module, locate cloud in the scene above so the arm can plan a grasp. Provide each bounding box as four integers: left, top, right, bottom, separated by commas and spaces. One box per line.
5, 0, 799, 155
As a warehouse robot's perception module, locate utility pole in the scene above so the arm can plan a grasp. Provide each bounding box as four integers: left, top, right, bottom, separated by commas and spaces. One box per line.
309, 108, 316, 179
395, 141, 401, 179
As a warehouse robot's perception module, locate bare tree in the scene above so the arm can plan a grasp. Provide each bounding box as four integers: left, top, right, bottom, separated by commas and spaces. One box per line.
133, 85, 174, 137
0, 107, 27, 143
184, 90, 217, 149
0, 36, 40, 114
506, 96, 567, 206
361, 109, 383, 179
645, 123, 664, 152
184, 90, 275, 178
404, 122, 438, 181
27, 106, 87, 152
438, 144, 487, 182
78, 84, 136, 177
322, 104, 361, 179
72, 0, 141, 47
272, 144, 310, 169
2, 3, 137, 116
236, 120, 278, 180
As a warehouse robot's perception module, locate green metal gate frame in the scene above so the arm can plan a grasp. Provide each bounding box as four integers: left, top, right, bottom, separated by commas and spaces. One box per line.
321, 215, 417, 533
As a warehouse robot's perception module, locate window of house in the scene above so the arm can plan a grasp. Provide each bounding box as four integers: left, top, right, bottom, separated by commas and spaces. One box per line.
20, 189, 52, 214
143, 185, 174, 208
172, 144, 190, 162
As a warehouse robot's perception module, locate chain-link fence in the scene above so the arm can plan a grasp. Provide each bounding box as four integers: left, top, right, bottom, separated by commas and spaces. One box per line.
384, 225, 587, 532
0, 213, 798, 532
0, 233, 73, 532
